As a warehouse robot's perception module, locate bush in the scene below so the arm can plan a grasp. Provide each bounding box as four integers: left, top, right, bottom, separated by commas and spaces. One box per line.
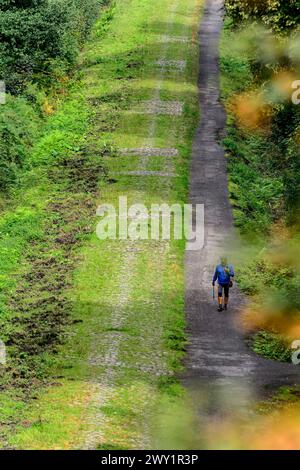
221, 13, 300, 233
0, 0, 106, 93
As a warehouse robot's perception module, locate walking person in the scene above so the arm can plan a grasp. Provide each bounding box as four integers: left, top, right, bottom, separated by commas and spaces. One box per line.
212, 257, 234, 312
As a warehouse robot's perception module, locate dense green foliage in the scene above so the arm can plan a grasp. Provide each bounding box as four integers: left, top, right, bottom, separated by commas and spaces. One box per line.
222, 3, 300, 232
225, 0, 300, 33
0, 95, 41, 188
0, 0, 200, 447
252, 331, 292, 362
0, 0, 107, 191
224, 104, 300, 233
223, 0, 300, 362
0, 0, 106, 93
225, 122, 285, 234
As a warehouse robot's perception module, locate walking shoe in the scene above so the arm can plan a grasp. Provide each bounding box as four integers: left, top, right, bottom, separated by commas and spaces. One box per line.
218, 306, 223, 312
224, 304, 227, 311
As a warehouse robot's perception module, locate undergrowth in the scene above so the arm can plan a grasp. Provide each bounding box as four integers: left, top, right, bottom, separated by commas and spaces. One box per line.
221, 12, 300, 363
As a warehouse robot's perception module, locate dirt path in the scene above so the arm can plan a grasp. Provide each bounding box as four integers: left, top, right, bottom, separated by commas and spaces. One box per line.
184, 0, 300, 418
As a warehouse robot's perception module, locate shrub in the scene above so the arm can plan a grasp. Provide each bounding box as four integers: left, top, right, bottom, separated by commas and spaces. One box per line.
0, 0, 105, 93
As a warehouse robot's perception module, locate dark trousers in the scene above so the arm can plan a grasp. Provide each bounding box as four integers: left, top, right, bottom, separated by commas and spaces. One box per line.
218, 284, 230, 302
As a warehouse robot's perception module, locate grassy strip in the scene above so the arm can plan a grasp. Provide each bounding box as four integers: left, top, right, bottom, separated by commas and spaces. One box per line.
0, 0, 202, 449
256, 386, 300, 415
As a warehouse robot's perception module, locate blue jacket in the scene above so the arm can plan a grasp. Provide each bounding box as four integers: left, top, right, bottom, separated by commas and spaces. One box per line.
213, 264, 234, 285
